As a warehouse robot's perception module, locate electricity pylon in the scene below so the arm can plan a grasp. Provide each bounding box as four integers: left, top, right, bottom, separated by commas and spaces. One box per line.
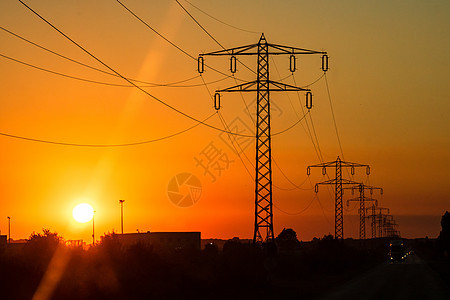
383, 214, 400, 238
345, 184, 382, 240
366, 206, 389, 238
307, 157, 370, 239
199, 34, 327, 244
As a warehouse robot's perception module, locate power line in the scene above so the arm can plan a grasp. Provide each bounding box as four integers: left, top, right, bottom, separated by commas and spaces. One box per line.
175, 0, 256, 75
273, 159, 312, 191
292, 74, 324, 162
115, 0, 242, 80
182, 0, 259, 34
0, 112, 216, 147
0, 25, 207, 87
16, 0, 252, 138
0, 27, 239, 88
0, 53, 137, 87
307, 112, 324, 161
315, 193, 333, 226
273, 195, 315, 216
217, 111, 254, 180
324, 73, 351, 179
324, 73, 345, 160
0, 53, 233, 88
217, 109, 310, 193
116, 0, 195, 60
216, 110, 311, 195
200, 74, 255, 181
0, 26, 116, 78
200, 75, 256, 181
292, 73, 340, 208
270, 59, 326, 190
269, 60, 317, 190
175, 0, 225, 50
272, 111, 309, 136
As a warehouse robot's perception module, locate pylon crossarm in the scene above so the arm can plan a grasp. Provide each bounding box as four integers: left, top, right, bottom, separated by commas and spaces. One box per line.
346, 196, 377, 205
341, 179, 362, 185
314, 178, 359, 189
217, 80, 310, 93
339, 160, 370, 175
339, 161, 369, 168
200, 44, 259, 56
217, 81, 258, 92
267, 43, 326, 55
307, 160, 337, 169
363, 198, 378, 206
200, 42, 326, 57
343, 184, 362, 191
268, 80, 310, 92
346, 197, 360, 206
343, 184, 382, 194
316, 179, 336, 186
377, 207, 390, 214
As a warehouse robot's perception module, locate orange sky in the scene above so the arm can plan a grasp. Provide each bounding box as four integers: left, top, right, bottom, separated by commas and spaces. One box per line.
0, 0, 449, 242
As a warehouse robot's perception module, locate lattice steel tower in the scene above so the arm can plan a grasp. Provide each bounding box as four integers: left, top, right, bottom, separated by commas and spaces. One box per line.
199, 34, 327, 243
307, 157, 370, 239
366, 206, 390, 238
345, 184, 382, 239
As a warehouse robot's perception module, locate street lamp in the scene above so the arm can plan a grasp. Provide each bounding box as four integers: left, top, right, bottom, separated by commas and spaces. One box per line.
119, 200, 125, 234
92, 211, 96, 245
7, 216, 10, 244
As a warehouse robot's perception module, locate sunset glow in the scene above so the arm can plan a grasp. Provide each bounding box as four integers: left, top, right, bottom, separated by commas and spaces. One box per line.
0, 0, 448, 243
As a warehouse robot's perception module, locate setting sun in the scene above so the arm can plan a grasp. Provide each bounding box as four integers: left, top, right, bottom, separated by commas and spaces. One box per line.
72, 203, 94, 223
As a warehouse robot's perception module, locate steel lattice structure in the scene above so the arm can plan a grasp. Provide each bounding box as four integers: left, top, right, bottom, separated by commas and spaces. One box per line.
366, 206, 390, 238
199, 34, 326, 243
345, 184, 382, 239
307, 157, 370, 239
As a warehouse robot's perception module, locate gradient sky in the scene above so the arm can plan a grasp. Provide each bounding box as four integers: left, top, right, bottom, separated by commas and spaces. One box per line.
0, 0, 449, 242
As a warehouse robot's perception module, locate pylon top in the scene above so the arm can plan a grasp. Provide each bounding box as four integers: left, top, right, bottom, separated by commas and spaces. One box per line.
259, 33, 266, 44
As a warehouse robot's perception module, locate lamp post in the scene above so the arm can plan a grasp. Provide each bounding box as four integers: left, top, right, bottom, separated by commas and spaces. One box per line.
119, 200, 125, 234
92, 211, 96, 245
7, 216, 10, 244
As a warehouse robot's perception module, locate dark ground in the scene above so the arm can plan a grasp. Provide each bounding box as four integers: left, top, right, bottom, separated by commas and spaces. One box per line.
0, 236, 448, 299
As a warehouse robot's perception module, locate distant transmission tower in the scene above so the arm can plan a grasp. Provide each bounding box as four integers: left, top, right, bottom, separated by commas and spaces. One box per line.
307, 157, 370, 239
345, 184, 382, 240
366, 206, 389, 238
199, 34, 328, 244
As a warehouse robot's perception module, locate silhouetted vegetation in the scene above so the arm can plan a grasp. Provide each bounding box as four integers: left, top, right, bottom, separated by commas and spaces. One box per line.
1, 229, 445, 299
276, 228, 301, 252
437, 211, 450, 258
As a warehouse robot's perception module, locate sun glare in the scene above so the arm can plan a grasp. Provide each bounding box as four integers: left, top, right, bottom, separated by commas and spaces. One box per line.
72, 203, 94, 223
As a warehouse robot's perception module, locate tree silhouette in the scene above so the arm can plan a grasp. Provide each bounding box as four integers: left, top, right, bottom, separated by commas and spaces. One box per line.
22, 229, 63, 271
437, 211, 450, 257
276, 228, 300, 251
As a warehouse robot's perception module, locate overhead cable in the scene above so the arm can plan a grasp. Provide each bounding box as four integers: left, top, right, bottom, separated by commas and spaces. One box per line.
182, 0, 259, 34
115, 0, 243, 80
0, 112, 216, 147
324, 73, 345, 160
175, 0, 255, 74
0, 53, 234, 88
17, 0, 252, 137
0, 25, 202, 87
